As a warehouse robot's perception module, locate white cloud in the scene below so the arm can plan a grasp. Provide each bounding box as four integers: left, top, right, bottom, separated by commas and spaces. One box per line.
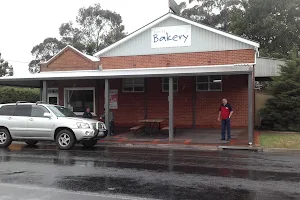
0, 0, 184, 75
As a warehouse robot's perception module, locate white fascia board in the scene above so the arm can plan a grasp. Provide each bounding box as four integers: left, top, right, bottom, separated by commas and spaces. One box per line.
0, 64, 254, 82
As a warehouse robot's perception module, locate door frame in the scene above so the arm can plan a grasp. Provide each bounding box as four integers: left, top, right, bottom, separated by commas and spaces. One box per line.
47, 88, 59, 105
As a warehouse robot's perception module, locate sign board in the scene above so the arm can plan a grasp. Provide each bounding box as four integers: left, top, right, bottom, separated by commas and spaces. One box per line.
109, 89, 118, 109
169, 0, 180, 15
151, 25, 191, 48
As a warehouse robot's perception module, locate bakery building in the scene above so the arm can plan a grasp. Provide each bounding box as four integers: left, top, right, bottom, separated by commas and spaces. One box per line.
0, 13, 260, 144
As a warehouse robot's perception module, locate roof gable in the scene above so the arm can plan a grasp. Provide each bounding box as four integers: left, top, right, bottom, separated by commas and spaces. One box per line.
41, 45, 100, 72
44, 45, 99, 67
94, 13, 259, 57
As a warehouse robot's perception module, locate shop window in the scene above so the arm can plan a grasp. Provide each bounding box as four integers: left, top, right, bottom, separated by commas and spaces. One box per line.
196, 75, 222, 91
122, 78, 144, 92
64, 88, 95, 115
162, 77, 178, 92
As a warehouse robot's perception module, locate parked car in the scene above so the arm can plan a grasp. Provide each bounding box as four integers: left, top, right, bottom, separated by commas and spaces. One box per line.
0, 101, 107, 150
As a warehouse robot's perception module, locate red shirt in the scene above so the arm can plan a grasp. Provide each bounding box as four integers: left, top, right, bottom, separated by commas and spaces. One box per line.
219, 103, 233, 119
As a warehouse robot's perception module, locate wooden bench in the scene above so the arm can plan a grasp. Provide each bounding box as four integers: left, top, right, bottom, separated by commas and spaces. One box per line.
161, 126, 176, 134
130, 125, 145, 134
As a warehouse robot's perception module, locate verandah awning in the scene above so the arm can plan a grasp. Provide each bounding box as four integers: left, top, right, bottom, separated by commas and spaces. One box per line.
0, 64, 254, 88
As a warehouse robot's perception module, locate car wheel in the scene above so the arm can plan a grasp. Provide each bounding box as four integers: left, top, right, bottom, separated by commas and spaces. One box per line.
81, 140, 98, 148
25, 140, 38, 146
56, 130, 76, 150
0, 129, 12, 148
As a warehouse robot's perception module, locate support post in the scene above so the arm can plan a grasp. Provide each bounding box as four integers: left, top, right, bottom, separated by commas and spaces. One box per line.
169, 77, 174, 141
248, 72, 254, 145
42, 80, 47, 102
104, 79, 110, 135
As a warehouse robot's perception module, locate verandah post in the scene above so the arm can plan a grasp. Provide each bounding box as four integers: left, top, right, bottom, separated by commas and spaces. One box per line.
42, 80, 47, 102
169, 77, 174, 141
248, 72, 254, 145
105, 79, 110, 134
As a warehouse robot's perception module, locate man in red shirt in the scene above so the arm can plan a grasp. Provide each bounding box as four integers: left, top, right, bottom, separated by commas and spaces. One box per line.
218, 98, 233, 141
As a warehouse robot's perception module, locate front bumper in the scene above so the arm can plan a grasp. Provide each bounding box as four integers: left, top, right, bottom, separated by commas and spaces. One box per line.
73, 128, 108, 141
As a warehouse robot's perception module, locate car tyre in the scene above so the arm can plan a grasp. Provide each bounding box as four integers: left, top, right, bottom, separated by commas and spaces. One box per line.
81, 140, 98, 148
0, 129, 12, 148
25, 140, 38, 146
56, 130, 76, 150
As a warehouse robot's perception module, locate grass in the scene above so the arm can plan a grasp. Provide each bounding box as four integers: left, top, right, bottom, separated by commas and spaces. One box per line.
260, 132, 300, 149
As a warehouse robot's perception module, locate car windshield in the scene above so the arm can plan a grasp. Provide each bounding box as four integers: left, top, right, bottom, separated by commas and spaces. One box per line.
48, 105, 77, 117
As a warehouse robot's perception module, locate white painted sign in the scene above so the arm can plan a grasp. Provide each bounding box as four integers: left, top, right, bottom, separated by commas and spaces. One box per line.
151, 25, 191, 48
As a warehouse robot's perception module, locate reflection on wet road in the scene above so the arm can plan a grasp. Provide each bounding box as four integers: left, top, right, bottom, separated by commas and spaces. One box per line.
0, 143, 300, 200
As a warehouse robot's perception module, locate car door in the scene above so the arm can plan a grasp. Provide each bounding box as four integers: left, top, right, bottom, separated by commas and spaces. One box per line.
0, 105, 17, 136
27, 105, 55, 139
12, 105, 32, 137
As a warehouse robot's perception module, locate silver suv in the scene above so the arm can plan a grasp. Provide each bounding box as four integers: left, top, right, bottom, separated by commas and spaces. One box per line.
0, 101, 107, 150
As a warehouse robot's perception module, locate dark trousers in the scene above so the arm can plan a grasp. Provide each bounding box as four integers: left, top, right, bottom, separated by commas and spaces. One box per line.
221, 118, 231, 140
110, 121, 114, 135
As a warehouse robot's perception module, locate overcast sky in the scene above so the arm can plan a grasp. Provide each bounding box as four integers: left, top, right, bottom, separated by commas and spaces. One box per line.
0, 0, 183, 76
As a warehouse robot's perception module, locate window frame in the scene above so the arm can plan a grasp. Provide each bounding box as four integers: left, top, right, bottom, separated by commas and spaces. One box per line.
64, 87, 96, 116
31, 105, 50, 118
122, 78, 145, 93
196, 75, 223, 92
162, 77, 178, 92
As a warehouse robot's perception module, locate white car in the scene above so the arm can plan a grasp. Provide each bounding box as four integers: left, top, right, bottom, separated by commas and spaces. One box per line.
0, 101, 107, 150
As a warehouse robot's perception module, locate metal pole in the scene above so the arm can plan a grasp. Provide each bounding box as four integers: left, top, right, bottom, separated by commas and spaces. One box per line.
248, 73, 254, 145
104, 79, 110, 135
42, 80, 47, 102
169, 77, 174, 141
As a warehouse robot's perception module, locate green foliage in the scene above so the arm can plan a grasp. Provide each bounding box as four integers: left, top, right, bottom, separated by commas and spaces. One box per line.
0, 87, 40, 104
260, 58, 300, 131
29, 3, 126, 73
181, 0, 300, 59
0, 55, 13, 77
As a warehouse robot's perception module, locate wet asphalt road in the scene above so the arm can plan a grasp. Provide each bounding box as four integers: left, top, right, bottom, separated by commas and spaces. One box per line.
0, 144, 300, 200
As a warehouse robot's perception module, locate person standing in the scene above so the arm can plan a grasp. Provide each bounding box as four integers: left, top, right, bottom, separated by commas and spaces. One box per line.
217, 98, 233, 141
83, 107, 93, 119
100, 108, 114, 136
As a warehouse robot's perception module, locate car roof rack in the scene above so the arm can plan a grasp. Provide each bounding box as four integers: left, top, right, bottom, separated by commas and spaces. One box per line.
16, 101, 28, 104
36, 101, 49, 105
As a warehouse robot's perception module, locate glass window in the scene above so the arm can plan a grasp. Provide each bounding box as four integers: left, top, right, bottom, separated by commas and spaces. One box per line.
162, 77, 178, 92
48, 106, 77, 117
0, 105, 16, 116
15, 105, 32, 117
31, 106, 50, 117
196, 75, 222, 91
122, 78, 144, 92
66, 89, 94, 113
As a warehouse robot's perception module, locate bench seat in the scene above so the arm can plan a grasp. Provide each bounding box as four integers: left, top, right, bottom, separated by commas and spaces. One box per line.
130, 125, 145, 134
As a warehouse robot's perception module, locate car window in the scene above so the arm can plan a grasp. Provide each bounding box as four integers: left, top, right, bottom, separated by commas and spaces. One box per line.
15, 105, 32, 117
31, 106, 50, 117
47, 105, 77, 117
0, 105, 16, 116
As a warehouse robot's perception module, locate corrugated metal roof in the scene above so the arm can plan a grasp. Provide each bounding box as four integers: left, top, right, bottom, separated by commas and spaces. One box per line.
255, 57, 285, 77
0, 64, 253, 82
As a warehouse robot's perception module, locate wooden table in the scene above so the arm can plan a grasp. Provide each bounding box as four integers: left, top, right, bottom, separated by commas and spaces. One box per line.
138, 119, 165, 135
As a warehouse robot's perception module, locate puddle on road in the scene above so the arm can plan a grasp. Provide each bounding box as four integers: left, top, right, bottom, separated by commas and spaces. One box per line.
53, 175, 252, 200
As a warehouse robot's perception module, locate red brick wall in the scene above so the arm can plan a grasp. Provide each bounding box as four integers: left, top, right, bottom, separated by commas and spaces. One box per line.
49, 75, 248, 128
41, 48, 99, 72
101, 49, 255, 69
96, 75, 248, 128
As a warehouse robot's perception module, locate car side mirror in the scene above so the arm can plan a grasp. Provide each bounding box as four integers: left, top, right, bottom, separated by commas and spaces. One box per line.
43, 113, 52, 118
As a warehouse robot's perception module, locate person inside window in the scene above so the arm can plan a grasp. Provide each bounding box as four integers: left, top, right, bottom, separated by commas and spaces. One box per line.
83, 107, 93, 119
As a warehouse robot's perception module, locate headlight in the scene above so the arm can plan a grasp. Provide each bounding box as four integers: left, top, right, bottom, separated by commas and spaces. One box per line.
76, 122, 90, 129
